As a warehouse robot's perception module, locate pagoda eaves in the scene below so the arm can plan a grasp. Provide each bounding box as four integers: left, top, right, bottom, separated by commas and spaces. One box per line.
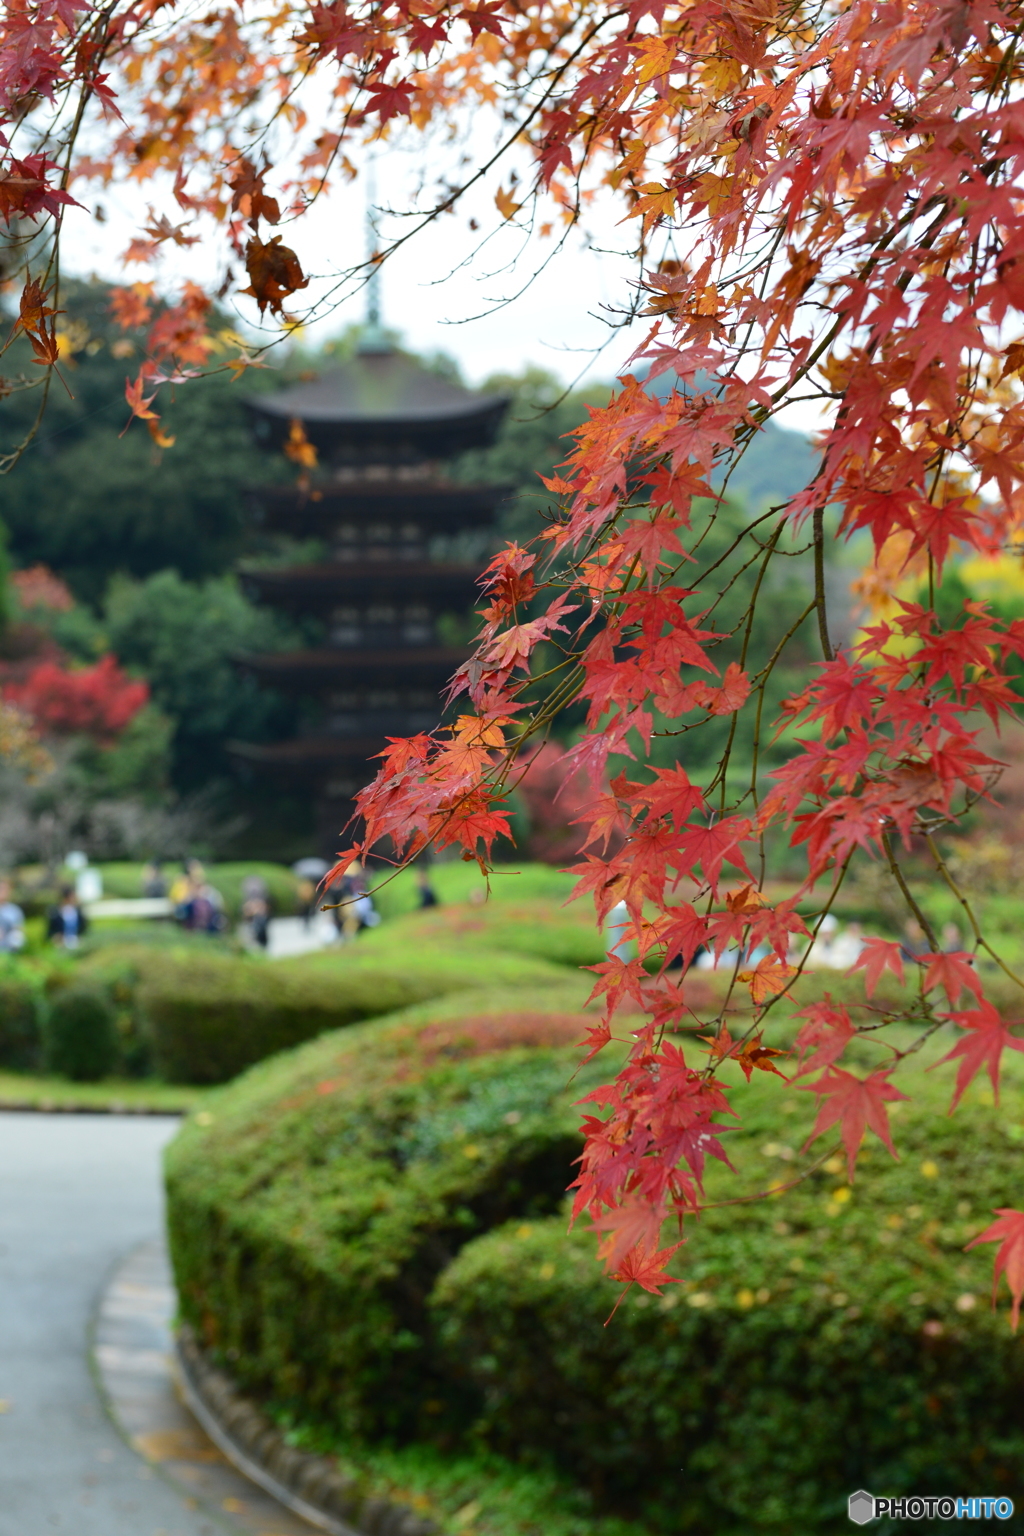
246, 350, 508, 464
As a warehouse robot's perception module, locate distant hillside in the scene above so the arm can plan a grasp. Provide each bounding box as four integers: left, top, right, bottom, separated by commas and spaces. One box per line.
638, 367, 819, 512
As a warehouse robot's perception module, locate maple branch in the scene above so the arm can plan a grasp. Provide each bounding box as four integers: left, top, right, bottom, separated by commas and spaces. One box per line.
812, 505, 834, 664
880, 830, 940, 955
924, 833, 1024, 995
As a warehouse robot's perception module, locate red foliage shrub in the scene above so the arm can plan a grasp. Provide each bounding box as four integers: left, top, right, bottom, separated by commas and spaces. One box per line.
10, 565, 74, 613
516, 743, 621, 866
5, 655, 148, 741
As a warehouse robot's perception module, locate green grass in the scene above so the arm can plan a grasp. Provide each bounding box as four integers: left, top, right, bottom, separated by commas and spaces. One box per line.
276, 1426, 646, 1536
0, 1069, 205, 1112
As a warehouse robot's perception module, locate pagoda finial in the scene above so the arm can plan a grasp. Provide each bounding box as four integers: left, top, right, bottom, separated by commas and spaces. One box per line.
360, 155, 389, 355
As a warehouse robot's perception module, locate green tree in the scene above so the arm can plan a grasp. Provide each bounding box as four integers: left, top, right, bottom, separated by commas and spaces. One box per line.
0, 280, 283, 603
103, 570, 295, 791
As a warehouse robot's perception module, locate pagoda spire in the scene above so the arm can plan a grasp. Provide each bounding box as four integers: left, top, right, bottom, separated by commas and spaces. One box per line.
360, 155, 389, 356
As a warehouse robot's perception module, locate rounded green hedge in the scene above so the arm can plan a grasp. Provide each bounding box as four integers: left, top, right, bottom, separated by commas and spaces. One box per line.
165, 1001, 595, 1437
42, 984, 119, 1080
165, 1007, 1024, 1534
0, 967, 43, 1071
77, 941, 568, 1083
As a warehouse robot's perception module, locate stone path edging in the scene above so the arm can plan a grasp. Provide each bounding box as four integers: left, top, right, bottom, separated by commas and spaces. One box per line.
176, 1329, 438, 1536
0, 1097, 187, 1114
94, 1235, 315, 1536
94, 1232, 439, 1536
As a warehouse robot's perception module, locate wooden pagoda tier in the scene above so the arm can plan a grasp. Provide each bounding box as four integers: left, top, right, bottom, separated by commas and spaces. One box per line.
247, 476, 505, 540
246, 348, 508, 465
231, 342, 509, 845
239, 560, 482, 614
235, 645, 468, 690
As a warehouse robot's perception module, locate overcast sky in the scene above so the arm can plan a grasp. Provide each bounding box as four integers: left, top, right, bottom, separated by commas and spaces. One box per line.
61, 132, 821, 444
64, 135, 646, 391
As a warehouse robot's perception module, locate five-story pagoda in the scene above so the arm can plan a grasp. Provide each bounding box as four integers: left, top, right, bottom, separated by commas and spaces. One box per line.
230, 329, 509, 847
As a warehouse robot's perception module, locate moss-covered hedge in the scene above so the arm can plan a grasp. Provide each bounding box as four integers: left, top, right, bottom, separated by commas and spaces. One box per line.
166, 1002, 1024, 1533
165, 996, 597, 1435
78, 942, 568, 1083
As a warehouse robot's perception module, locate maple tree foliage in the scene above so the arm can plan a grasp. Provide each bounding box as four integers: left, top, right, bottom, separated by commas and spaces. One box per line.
7, 0, 1024, 1321
4, 655, 149, 742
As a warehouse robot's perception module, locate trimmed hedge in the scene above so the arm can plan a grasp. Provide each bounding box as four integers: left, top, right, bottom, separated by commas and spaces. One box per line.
0, 968, 43, 1070
42, 985, 119, 1080
166, 1006, 1024, 1533
77, 942, 569, 1083
165, 1000, 598, 1436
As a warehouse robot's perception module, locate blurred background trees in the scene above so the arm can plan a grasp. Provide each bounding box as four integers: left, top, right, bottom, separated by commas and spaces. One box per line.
0, 279, 821, 862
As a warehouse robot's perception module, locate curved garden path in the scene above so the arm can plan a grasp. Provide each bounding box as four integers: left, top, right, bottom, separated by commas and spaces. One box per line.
0, 1110, 308, 1536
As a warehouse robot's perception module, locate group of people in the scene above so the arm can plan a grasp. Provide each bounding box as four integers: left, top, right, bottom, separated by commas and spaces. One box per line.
320, 858, 382, 942
145, 859, 230, 935
0, 878, 86, 953
0, 854, 440, 957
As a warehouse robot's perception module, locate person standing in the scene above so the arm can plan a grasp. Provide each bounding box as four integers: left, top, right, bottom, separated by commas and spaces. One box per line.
47, 886, 88, 949
241, 874, 271, 949
0, 879, 26, 953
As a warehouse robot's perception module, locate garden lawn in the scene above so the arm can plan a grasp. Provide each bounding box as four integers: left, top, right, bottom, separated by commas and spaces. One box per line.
0, 1070, 206, 1112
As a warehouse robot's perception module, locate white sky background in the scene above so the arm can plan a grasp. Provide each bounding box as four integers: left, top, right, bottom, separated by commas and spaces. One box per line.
61, 131, 649, 392
59, 114, 820, 439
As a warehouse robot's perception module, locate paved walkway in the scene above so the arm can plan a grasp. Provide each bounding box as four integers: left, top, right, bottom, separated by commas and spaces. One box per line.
0, 1112, 244, 1536
264, 914, 339, 959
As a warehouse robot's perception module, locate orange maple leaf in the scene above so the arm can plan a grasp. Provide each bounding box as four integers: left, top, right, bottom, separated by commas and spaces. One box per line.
740, 956, 796, 1006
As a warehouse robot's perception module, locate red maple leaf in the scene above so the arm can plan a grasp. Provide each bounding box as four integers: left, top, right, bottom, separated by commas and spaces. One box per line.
793, 1002, 856, 1077
930, 1001, 1024, 1112
591, 1199, 667, 1274
626, 762, 705, 824
365, 80, 415, 123
676, 816, 752, 891
606, 1239, 685, 1321
800, 1068, 909, 1181
919, 950, 984, 1007
966, 1210, 1024, 1331
847, 936, 905, 997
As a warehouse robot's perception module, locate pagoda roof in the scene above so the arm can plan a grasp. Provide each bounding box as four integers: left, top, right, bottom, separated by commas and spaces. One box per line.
247, 347, 509, 463
239, 561, 482, 605
228, 736, 389, 777
236, 646, 467, 688
247, 478, 510, 534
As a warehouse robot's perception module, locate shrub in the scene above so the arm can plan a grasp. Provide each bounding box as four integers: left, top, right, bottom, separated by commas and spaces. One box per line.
136, 943, 571, 1084
166, 1006, 1024, 1533
431, 1088, 1024, 1533
0, 969, 42, 1070
379, 901, 605, 970
165, 1002, 599, 1439
43, 985, 119, 1080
